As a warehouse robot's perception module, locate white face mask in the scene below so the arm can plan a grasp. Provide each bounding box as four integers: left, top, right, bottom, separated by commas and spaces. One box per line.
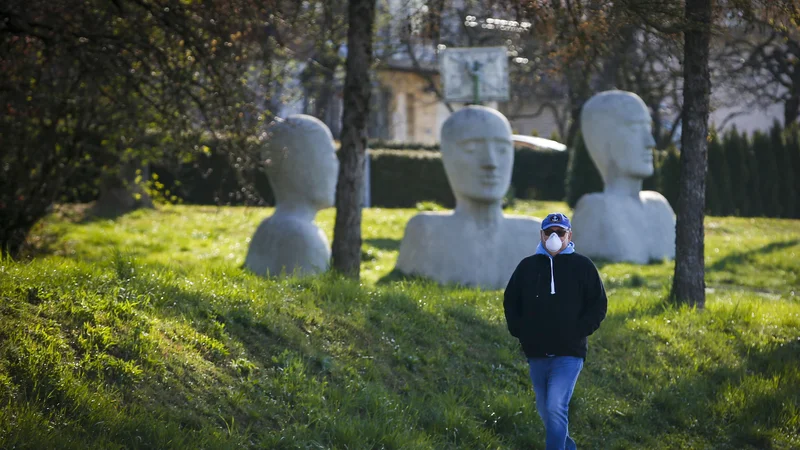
545, 232, 563, 253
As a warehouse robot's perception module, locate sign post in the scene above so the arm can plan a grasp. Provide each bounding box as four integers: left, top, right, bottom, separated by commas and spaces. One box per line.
439, 47, 509, 105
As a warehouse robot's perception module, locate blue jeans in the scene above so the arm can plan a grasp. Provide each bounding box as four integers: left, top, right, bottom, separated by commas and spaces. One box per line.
528, 356, 584, 450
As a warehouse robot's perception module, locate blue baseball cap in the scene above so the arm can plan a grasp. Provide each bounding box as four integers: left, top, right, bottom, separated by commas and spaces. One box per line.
542, 212, 571, 230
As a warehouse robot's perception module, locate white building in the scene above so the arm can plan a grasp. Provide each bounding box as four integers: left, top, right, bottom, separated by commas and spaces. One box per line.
292, 2, 785, 145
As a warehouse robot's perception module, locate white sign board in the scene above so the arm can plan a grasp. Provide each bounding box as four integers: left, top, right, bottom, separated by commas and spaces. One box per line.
439, 46, 509, 103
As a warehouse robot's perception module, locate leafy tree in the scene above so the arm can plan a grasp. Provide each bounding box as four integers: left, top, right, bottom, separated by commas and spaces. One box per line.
0, 0, 286, 257
294, 1, 349, 133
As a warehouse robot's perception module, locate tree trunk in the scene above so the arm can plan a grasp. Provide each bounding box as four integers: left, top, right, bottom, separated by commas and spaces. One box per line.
671, 0, 712, 308
785, 92, 799, 126
331, 0, 376, 278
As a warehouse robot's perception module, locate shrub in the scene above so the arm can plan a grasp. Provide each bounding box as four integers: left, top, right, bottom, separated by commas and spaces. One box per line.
57, 125, 800, 217
153, 151, 274, 206
368, 150, 455, 208
368, 140, 440, 151
512, 148, 568, 201
564, 132, 604, 208
369, 146, 570, 208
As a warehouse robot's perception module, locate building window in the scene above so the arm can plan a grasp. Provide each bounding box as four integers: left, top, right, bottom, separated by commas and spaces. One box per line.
406, 93, 416, 141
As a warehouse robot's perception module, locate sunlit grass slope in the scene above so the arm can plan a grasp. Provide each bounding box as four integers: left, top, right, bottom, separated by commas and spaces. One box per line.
1, 201, 798, 449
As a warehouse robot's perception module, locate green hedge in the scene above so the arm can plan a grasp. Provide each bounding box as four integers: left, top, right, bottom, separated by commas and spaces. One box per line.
368, 150, 455, 208
61, 123, 799, 218
152, 152, 274, 206
564, 132, 604, 208
512, 148, 568, 201
367, 140, 441, 151
562, 122, 800, 219
369, 147, 569, 207
704, 123, 800, 218
137, 147, 570, 208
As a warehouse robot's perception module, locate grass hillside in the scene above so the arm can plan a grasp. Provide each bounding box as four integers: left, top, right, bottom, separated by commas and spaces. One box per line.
1, 201, 798, 449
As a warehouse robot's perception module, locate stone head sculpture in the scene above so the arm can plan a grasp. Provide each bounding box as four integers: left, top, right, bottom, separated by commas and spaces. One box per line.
263, 114, 339, 210
580, 91, 657, 187
440, 106, 514, 204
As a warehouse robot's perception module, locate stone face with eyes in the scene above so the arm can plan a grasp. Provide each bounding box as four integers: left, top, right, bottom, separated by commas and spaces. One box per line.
440, 107, 514, 204
581, 90, 657, 188
394, 106, 541, 290
571, 90, 676, 264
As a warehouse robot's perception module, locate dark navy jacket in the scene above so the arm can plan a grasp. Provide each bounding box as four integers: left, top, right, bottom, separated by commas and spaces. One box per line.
503, 251, 607, 359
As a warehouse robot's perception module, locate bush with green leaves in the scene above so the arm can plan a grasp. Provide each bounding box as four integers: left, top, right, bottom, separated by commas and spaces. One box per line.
702, 123, 800, 219
512, 148, 568, 201
564, 132, 604, 208
369, 150, 455, 208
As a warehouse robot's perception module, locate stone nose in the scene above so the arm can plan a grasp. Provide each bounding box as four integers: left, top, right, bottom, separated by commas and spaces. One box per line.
480, 145, 499, 170
646, 132, 656, 148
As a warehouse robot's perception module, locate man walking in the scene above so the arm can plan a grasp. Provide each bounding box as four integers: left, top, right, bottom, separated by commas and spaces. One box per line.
504, 212, 607, 450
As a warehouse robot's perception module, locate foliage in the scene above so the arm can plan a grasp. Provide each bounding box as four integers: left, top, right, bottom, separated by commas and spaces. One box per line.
706, 130, 728, 216
564, 132, 604, 209
0, 0, 306, 257
45, 122, 799, 220
654, 146, 682, 209
512, 148, 569, 201
368, 140, 442, 151
562, 122, 799, 219
0, 203, 798, 448
705, 123, 800, 219
153, 144, 275, 207
369, 147, 568, 208
369, 150, 455, 208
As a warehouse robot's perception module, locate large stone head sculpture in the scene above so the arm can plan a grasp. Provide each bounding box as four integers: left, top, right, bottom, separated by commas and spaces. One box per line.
580, 90, 657, 185
440, 106, 514, 204
263, 114, 339, 210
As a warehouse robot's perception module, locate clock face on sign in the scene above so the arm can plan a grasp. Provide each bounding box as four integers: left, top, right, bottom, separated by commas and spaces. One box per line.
439, 47, 509, 103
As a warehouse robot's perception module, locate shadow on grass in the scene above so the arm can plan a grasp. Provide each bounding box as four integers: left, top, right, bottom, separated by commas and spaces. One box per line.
116, 264, 536, 445
309, 280, 540, 445
17, 205, 94, 258
10, 252, 797, 449
591, 257, 673, 271
576, 305, 800, 449
376, 269, 427, 285
637, 341, 797, 448
364, 238, 401, 252
708, 239, 799, 272
375, 269, 502, 294
19, 203, 159, 259
19, 226, 67, 260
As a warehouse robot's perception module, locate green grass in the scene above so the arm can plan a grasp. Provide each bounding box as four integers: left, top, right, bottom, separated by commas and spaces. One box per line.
1, 201, 798, 449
